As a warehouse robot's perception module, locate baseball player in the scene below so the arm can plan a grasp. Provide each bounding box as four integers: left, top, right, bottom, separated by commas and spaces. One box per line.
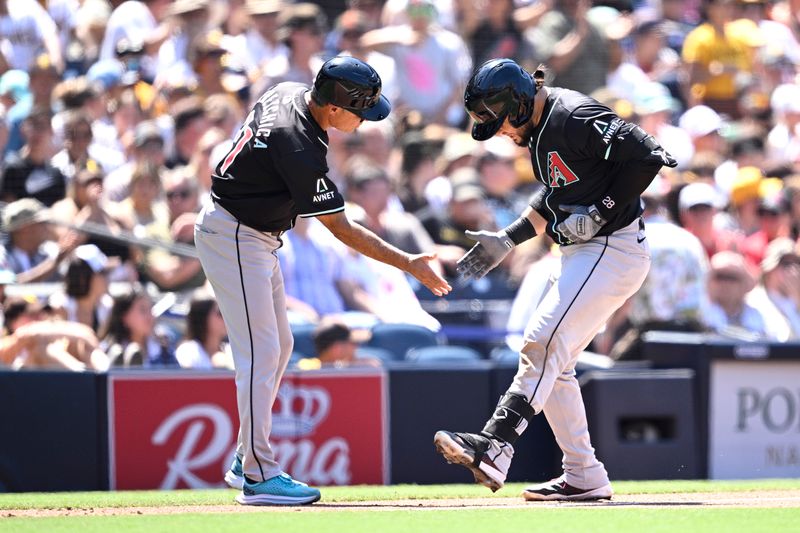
434, 58, 677, 501
195, 56, 451, 506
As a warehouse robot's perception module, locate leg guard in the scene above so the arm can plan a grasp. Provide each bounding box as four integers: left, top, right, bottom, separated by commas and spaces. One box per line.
482, 392, 535, 446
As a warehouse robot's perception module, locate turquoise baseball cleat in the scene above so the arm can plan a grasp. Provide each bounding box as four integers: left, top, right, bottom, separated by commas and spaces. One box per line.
235, 473, 321, 506
224, 454, 244, 490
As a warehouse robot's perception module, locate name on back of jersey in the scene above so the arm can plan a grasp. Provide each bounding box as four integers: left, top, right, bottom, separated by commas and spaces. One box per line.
255, 89, 281, 138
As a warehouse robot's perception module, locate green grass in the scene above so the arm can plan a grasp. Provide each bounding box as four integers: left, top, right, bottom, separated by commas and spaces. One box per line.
0, 480, 798, 533
2, 509, 798, 533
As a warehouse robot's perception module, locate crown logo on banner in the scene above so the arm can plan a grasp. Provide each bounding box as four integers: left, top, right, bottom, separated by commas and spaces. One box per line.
271, 383, 331, 438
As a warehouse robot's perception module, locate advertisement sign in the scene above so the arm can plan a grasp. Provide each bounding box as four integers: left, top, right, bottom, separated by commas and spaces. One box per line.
709, 361, 800, 479
108, 370, 387, 489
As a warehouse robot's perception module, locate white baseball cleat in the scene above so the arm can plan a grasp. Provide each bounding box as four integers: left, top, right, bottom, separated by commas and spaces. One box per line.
523, 475, 613, 501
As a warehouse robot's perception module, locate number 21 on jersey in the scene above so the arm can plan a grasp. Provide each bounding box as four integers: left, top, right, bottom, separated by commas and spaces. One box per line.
219, 127, 254, 176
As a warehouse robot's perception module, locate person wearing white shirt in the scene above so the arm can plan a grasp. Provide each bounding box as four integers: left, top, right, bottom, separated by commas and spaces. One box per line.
706, 251, 775, 339
224, 0, 289, 81
99, 0, 172, 81
0, 0, 63, 71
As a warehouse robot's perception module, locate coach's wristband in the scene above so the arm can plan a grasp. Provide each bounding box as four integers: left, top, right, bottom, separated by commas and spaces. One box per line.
503, 216, 537, 245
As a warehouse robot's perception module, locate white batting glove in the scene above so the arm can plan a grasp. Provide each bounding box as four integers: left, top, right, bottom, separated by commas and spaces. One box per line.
456, 230, 514, 280
556, 204, 607, 244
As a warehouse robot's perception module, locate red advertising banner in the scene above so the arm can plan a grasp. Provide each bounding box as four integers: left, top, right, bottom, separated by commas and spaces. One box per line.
108, 370, 387, 490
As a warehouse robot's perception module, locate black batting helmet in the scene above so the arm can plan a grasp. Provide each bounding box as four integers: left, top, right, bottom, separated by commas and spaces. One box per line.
464, 58, 536, 141
311, 56, 391, 121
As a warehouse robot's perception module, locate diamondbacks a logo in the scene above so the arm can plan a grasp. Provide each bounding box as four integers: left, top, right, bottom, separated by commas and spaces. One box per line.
547, 151, 579, 188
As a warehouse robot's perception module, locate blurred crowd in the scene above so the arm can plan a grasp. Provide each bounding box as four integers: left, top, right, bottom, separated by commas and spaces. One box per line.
0, 0, 799, 371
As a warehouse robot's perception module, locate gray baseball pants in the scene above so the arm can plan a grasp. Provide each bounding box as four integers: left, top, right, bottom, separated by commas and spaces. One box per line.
195, 202, 293, 482
508, 218, 651, 489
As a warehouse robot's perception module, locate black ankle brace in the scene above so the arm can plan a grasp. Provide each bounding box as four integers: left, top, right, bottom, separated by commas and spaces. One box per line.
481, 392, 535, 445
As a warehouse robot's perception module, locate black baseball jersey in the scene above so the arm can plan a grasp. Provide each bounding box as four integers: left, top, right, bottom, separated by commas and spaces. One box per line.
210, 82, 344, 232
528, 87, 671, 245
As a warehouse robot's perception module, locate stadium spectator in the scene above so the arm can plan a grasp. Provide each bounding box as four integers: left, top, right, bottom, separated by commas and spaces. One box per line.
1, 301, 108, 371
345, 157, 438, 258
705, 250, 773, 338
165, 96, 208, 168
331, 9, 398, 103
157, 0, 212, 73
28, 54, 60, 110
176, 289, 233, 369
0, 106, 65, 207
0, 0, 63, 72
747, 237, 800, 340
607, 19, 682, 105
418, 167, 496, 276
188, 127, 227, 201
395, 132, 441, 213
49, 166, 133, 273
524, 0, 610, 95
360, 0, 472, 126
48, 244, 114, 332
766, 83, 800, 166
0, 198, 81, 283
115, 162, 170, 238
255, 2, 327, 91
104, 120, 165, 202
188, 30, 229, 98
227, 0, 288, 81
277, 216, 369, 321
465, 0, 533, 70
203, 94, 245, 138
100, 0, 173, 81
477, 136, 528, 230
0, 69, 32, 157
71, 0, 112, 68
99, 286, 178, 368
296, 317, 381, 369
681, 0, 756, 117
51, 111, 104, 182
727, 166, 764, 236
163, 165, 200, 225
741, 186, 792, 267
678, 182, 741, 258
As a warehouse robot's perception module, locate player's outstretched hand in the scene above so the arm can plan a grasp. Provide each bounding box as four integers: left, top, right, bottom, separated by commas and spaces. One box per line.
456, 230, 514, 281
407, 253, 452, 296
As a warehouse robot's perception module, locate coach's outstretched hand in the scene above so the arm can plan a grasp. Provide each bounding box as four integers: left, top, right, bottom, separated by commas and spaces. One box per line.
407, 253, 452, 296
457, 230, 514, 281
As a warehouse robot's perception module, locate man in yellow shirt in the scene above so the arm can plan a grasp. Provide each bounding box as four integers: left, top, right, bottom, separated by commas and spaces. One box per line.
681, 0, 762, 117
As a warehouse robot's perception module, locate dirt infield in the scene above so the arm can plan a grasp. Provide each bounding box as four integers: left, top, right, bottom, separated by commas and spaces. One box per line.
4, 490, 800, 517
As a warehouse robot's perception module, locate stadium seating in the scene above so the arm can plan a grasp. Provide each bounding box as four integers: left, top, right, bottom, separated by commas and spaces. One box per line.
365, 323, 440, 361
291, 324, 318, 357
405, 345, 482, 363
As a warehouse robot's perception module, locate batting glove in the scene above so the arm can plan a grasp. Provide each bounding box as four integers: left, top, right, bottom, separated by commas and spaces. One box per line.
556, 204, 607, 244
456, 230, 514, 281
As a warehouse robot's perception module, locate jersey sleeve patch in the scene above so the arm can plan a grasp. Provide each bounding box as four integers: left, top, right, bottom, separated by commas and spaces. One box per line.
276, 150, 345, 217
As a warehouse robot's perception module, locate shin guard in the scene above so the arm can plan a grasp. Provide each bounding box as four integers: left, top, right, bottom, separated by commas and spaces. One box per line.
481, 392, 535, 445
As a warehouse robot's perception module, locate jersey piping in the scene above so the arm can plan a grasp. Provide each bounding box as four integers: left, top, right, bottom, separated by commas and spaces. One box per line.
533, 92, 565, 245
